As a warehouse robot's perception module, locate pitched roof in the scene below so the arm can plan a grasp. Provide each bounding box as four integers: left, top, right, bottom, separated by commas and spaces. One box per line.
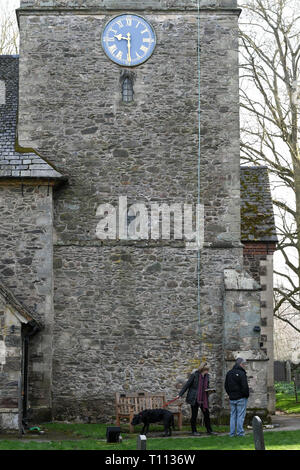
240, 166, 278, 243
0, 55, 65, 181
0, 279, 41, 328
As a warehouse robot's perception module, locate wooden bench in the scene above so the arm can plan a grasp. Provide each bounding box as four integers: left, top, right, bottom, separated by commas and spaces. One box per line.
115, 392, 183, 433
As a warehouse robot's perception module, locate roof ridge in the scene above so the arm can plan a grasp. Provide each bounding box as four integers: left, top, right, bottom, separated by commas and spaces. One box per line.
0, 57, 66, 180
0, 279, 41, 327
240, 165, 269, 170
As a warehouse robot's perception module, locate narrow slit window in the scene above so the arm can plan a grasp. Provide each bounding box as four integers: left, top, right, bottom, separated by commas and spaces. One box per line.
0, 81, 6, 105
122, 77, 134, 103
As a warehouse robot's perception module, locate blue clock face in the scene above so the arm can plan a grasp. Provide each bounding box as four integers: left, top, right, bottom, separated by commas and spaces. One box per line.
102, 14, 156, 67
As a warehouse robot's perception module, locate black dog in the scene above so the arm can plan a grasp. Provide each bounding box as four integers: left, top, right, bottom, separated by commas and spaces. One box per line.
131, 408, 175, 436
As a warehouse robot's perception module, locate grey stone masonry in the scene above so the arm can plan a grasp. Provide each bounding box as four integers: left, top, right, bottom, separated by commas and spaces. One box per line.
20, 1, 238, 10
14, 0, 275, 423
0, 280, 39, 431
0, 56, 64, 180
0, 184, 55, 422
223, 268, 269, 412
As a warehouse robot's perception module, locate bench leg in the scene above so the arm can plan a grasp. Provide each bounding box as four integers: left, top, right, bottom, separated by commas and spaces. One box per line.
178, 413, 182, 431
129, 413, 134, 433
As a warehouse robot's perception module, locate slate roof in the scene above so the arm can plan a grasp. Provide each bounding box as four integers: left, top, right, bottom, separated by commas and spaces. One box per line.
240, 166, 278, 243
0, 55, 64, 180
0, 278, 41, 328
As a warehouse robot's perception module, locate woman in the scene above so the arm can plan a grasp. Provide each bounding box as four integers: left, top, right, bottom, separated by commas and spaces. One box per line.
176, 362, 215, 435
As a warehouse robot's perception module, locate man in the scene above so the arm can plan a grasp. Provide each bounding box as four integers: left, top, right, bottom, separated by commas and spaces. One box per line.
176, 362, 216, 436
224, 357, 249, 437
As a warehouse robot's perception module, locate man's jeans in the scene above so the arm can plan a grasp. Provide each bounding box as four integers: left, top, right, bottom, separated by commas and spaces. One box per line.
229, 398, 248, 436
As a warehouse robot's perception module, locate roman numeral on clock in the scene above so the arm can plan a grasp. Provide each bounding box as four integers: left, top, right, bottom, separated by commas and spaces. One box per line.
108, 44, 117, 55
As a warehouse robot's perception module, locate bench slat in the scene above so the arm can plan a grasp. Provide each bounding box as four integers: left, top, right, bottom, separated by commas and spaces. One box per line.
115, 392, 183, 433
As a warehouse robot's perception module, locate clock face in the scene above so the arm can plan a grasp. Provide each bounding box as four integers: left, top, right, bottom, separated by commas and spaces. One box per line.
102, 14, 156, 67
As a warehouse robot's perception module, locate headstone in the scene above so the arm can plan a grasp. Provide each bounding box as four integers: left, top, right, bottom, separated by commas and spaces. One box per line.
18, 376, 24, 437
295, 371, 300, 389
292, 377, 299, 403
106, 426, 121, 443
137, 434, 147, 450
252, 416, 265, 450
286, 361, 292, 382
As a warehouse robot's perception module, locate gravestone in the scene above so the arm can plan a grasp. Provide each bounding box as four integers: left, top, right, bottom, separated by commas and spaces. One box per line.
106, 426, 121, 443
252, 416, 265, 450
18, 377, 24, 437
286, 361, 292, 382
294, 368, 300, 389
137, 434, 147, 450
292, 377, 299, 403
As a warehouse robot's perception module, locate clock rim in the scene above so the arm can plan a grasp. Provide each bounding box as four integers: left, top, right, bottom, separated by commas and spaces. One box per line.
101, 13, 157, 68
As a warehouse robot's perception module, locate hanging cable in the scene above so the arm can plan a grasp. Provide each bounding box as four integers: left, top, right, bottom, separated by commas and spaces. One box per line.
197, 0, 201, 336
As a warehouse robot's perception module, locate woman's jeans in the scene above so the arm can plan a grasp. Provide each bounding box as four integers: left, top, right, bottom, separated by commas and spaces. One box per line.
229, 398, 248, 436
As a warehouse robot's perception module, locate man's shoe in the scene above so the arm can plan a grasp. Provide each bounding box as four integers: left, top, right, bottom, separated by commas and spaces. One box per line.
207, 431, 217, 435
192, 432, 201, 436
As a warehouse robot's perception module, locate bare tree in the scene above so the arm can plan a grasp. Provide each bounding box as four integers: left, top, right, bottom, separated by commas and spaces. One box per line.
274, 306, 300, 360
0, 1, 19, 55
239, 0, 300, 332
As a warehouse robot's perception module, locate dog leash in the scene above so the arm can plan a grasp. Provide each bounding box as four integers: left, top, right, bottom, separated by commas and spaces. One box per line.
163, 397, 179, 408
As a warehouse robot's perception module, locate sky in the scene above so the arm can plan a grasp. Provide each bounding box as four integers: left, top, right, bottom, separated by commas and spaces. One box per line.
0, 0, 20, 13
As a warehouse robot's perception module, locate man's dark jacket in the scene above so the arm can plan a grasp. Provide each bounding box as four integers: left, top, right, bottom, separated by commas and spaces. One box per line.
179, 370, 210, 406
225, 365, 249, 401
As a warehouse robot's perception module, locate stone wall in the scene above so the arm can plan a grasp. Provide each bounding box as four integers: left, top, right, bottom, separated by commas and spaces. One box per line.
243, 242, 276, 413
20, 1, 238, 10
0, 301, 22, 430
16, 1, 266, 422
18, 9, 241, 245
0, 184, 54, 421
223, 268, 269, 417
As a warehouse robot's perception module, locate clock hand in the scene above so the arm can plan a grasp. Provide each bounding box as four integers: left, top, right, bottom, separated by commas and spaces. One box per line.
127, 32, 131, 64
114, 33, 132, 64
114, 34, 128, 41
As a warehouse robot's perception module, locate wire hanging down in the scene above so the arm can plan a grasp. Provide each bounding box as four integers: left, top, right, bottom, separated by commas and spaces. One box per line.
197, 0, 201, 336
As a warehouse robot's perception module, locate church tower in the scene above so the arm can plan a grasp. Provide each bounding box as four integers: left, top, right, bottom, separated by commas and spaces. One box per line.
12, 0, 271, 423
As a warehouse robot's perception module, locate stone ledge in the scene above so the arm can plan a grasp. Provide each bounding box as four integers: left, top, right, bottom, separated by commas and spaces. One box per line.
0, 409, 19, 413
19, 0, 238, 10
225, 350, 269, 362
17, 9, 241, 17
224, 268, 261, 291
0, 176, 68, 188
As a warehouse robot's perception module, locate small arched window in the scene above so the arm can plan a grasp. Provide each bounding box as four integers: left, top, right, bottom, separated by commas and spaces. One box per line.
122, 77, 134, 103
0, 81, 6, 105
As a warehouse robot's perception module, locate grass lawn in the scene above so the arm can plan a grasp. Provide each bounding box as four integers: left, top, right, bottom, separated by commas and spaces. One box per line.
1, 383, 300, 451
0, 423, 299, 450
276, 393, 300, 414
275, 382, 300, 414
